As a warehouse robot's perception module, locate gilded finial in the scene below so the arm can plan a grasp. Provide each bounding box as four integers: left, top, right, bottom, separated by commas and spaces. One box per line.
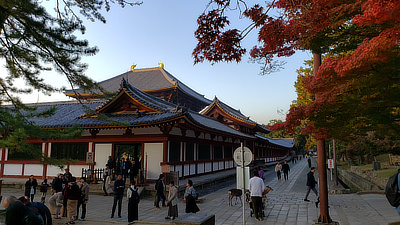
131, 65, 136, 71
158, 62, 164, 68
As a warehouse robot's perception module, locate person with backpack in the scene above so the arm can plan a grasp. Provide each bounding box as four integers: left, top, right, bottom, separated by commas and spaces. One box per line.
385, 169, 400, 215
40, 178, 50, 203
127, 180, 140, 224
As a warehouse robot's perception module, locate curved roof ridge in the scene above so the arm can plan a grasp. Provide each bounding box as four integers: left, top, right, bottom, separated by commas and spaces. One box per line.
121, 78, 177, 112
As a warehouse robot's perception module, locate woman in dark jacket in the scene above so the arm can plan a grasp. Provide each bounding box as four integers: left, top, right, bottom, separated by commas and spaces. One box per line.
25, 175, 38, 202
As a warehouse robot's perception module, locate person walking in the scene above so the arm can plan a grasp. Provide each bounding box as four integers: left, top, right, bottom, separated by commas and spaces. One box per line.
308, 156, 312, 168
77, 177, 89, 221
249, 169, 265, 221
127, 180, 140, 224
282, 160, 290, 181
25, 175, 38, 202
165, 180, 178, 220
40, 178, 50, 203
155, 174, 166, 209
184, 179, 199, 213
304, 167, 320, 207
111, 174, 125, 218
275, 162, 282, 181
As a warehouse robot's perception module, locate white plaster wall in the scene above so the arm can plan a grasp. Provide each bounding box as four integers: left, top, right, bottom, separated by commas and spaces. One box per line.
197, 163, 204, 174
190, 164, 196, 175
205, 162, 212, 173
184, 164, 190, 176
186, 130, 196, 138
134, 127, 162, 135
144, 143, 163, 180
0, 149, 2, 161
219, 161, 224, 170
70, 165, 87, 178
94, 143, 112, 169
24, 164, 43, 176
97, 129, 125, 136
47, 165, 65, 177
174, 165, 182, 178
4, 164, 23, 176
169, 127, 182, 136
5, 148, 8, 161
213, 162, 219, 171
225, 161, 229, 169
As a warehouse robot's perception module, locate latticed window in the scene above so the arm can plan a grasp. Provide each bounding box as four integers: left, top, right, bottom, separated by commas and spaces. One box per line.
169, 141, 180, 162
198, 144, 210, 160
8, 143, 42, 160
51, 143, 87, 160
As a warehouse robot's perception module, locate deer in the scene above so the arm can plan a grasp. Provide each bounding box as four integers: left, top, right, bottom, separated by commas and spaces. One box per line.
228, 188, 243, 206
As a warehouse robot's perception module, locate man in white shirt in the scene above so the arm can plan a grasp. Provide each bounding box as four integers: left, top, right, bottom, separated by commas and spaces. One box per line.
249, 169, 265, 221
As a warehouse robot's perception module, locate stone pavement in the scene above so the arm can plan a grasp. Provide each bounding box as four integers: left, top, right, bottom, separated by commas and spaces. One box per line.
1, 158, 400, 225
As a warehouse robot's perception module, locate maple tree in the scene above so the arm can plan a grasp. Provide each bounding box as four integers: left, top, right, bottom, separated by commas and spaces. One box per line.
194, 0, 400, 141
0, 0, 141, 160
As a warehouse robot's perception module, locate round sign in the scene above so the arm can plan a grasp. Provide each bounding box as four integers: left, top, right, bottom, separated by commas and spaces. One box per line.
234, 147, 253, 166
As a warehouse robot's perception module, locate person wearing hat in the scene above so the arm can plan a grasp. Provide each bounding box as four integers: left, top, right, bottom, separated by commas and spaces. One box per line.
304, 167, 320, 207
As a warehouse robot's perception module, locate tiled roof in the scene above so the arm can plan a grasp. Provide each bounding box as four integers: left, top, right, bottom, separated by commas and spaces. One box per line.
201, 97, 270, 133
187, 112, 255, 139
21, 81, 253, 139
64, 67, 211, 104
91, 78, 178, 114
255, 134, 295, 148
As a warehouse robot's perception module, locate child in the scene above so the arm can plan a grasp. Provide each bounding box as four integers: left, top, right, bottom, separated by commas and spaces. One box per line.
40, 178, 50, 203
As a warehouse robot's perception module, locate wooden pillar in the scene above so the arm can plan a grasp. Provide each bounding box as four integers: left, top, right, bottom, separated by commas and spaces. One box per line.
314, 53, 332, 223
163, 140, 168, 163
0, 148, 6, 177
43, 142, 49, 179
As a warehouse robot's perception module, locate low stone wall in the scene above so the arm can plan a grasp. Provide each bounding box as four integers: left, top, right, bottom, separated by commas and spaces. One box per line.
338, 168, 381, 192
350, 166, 389, 189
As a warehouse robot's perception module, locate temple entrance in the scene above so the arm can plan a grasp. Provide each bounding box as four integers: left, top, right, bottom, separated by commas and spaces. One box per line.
113, 144, 142, 182
114, 143, 142, 162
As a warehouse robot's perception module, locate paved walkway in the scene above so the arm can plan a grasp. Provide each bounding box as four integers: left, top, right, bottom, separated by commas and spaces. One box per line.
1, 158, 400, 225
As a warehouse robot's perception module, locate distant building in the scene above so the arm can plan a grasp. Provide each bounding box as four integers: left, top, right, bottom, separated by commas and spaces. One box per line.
0, 64, 294, 180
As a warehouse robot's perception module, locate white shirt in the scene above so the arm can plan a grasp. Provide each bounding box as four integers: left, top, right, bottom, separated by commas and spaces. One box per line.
249, 176, 265, 197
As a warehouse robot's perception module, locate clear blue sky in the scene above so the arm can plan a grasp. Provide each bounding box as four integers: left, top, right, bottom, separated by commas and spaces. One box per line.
19, 0, 312, 124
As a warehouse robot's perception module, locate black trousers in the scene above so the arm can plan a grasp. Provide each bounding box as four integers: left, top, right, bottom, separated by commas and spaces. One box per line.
284, 172, 289, 180
251, 196, 263, 219
112, 194, 123, 216
77, 198, 87, 219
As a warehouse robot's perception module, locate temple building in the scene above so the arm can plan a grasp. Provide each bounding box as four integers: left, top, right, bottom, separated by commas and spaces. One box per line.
0, 64, 294, 180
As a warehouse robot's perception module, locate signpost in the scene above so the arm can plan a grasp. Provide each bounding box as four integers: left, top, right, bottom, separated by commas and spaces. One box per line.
328, 159, 334, 181
234, 143, 253, 225
86, 152, 93, 164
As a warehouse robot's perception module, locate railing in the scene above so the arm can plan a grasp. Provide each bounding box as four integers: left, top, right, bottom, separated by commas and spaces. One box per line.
81, 168, 104, 184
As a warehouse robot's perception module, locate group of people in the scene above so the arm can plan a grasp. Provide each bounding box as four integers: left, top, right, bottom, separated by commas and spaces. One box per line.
4, 168, 90, 225
154, 174, 199, 221
274, 160, 291, 181
105, 156, 140, 182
